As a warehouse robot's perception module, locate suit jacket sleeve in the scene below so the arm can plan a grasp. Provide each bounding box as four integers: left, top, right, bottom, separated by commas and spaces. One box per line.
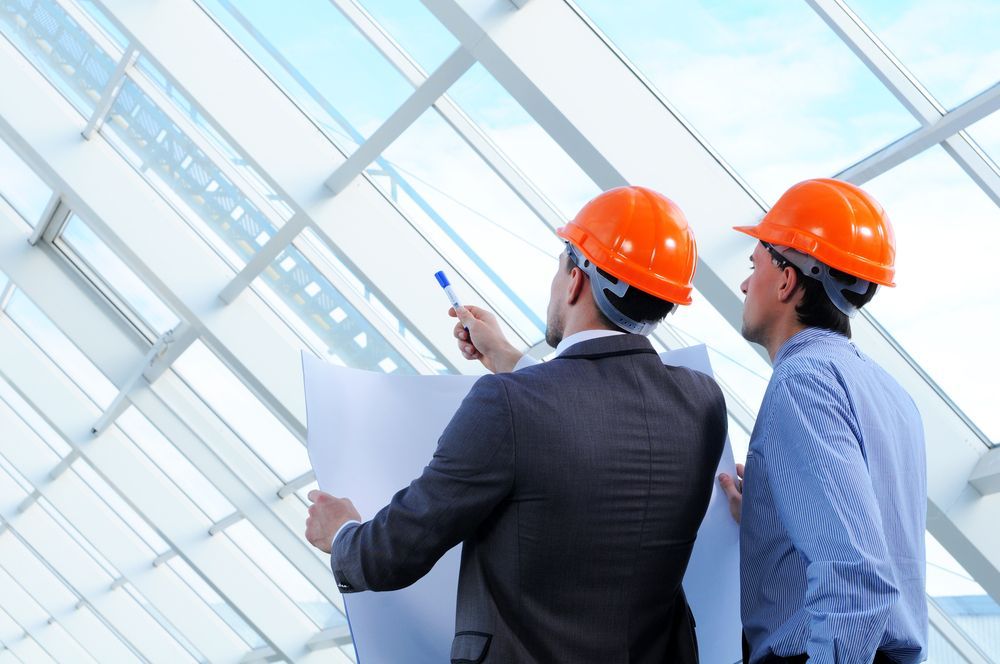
331, 374, 515, 592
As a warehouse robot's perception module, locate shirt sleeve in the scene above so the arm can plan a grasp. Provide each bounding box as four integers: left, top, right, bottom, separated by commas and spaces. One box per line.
758, 372, 900, 664
331, 374, 515, 592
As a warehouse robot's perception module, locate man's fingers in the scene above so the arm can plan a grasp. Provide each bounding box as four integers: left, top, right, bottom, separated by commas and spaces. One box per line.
736, 463, 745, 479
453, 305, 476, 328
718, 473, 739, 498
308, 490, 336, 504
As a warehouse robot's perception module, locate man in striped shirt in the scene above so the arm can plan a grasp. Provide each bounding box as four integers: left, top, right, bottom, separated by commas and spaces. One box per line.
718, 179, 927, 663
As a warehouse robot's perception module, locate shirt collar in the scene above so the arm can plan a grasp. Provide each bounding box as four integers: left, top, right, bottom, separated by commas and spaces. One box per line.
555, 329, 626, 357
773, 327, 846, 367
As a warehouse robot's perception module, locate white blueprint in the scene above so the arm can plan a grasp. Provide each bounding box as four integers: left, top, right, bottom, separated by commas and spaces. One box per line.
303, 344, 741, 664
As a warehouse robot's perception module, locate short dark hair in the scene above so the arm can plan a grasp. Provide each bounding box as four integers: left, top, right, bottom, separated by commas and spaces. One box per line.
566, 257, 676, 328
791, 265, 877, 338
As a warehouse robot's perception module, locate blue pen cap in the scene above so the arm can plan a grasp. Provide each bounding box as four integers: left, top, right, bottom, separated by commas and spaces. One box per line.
434, 271, 450, 288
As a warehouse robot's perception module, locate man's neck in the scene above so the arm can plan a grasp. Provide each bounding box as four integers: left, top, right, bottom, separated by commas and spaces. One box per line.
764, 321, 807, 362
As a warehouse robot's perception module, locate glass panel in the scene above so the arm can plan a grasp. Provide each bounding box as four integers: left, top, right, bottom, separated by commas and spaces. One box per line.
121, 582, 204, 663
98, 70, 427, 373
173, 340, 309, 481
102, 75, 283, 268
355, 0, 457, 73
863, 146, 1000, 443
968, 110, 1000, 172
0, 375, 72, 457
74, 0, 129, 50
573, 0, 920, 204
117, 407, 235, 522
377, 108, 560, 343
0, 457, 31, 502
0, 137, 51, 226
926, 532, 1000, 660
847, 0, 1000, 110
448, 62, 601, 219
0, 533, 78, 605
132, 55, 295, 223
0, 0, 115, 116
37, 497, 118, 579
926, 622, 969, 663
166, 557, 263, 648
224, 520, 345, 629
253, 241, 418, 374
73, 461, 170, 555
60, 215, 181, 337
4, 290, 117, 409
298, 228, 445, 372
15, 502, 115, 588
196, 0, 414, 155
0, 565, 53, 627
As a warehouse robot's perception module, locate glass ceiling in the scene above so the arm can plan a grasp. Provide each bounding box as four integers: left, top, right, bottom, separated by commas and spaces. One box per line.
1, 0, 998, 660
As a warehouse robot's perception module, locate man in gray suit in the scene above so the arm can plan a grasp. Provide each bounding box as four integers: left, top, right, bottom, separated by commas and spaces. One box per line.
306, 187, 728, 663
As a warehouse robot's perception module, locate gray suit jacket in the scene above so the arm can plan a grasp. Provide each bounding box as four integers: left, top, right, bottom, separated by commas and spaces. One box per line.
333, 334, 727, 663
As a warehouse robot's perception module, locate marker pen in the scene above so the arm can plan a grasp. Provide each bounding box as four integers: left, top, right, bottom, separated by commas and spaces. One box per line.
435, 270, 468, 333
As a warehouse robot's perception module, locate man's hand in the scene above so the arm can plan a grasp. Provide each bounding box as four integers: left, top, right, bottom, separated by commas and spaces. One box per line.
305, 490, 362, 554
718, 463, 745, 524
450, 305, 524, 374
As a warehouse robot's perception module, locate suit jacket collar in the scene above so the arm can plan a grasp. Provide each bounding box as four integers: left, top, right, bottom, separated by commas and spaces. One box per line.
555, 333, 656, 360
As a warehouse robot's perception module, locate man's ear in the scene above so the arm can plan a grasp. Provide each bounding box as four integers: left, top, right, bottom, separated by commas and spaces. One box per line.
777, 266, 801, 304
566, 266, 587, 306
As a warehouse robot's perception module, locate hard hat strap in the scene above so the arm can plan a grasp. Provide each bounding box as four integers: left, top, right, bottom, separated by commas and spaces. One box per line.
565, 243, 659, 336
767, 243, 870, 318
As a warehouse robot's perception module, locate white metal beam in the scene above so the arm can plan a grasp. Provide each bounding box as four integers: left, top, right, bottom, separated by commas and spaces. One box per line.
329, 0, 567, 230
806, 0, 1000, 207
0, 580, 90, 664
0, 185, 350, 632
0, 407, 247, 661
81, 46, 138, 140
969, 447, 1000, 496
927, 596, 992, 664
219, 45, 475, 304
420, 0, 1000, 602
837, 82, 1000, 185
0, 317, 328, 662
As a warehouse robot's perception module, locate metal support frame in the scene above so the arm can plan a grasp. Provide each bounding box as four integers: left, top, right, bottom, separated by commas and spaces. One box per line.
927, 596, 993, 664
969, 447, 1000, 496
26, 199, 69, 248
305, 624, 352, 652
0, 407, 247, 661
81, 46, 139, 140
207, 511, 244, 536
838, 82, 1000, 185
277, 471, 315, 499
0, 520, 151, 661
219, 45, 475, 306
0, 281, 14, 312
329, 0, 566, 230
0, 581, 83, 664
47, 451, 80, 481
807, 0, 1000, 208
90, 323, 195, 436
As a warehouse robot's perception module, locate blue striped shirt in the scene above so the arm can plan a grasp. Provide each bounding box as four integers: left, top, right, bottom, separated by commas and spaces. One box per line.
741, 328, 927, 664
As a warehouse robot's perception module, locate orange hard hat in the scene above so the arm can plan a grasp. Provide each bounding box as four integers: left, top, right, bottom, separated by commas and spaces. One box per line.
734, 178, 896, 286
556, 186, 697, 306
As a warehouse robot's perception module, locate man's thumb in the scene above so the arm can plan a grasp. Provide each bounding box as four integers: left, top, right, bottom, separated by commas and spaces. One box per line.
454, 305, 475, 327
